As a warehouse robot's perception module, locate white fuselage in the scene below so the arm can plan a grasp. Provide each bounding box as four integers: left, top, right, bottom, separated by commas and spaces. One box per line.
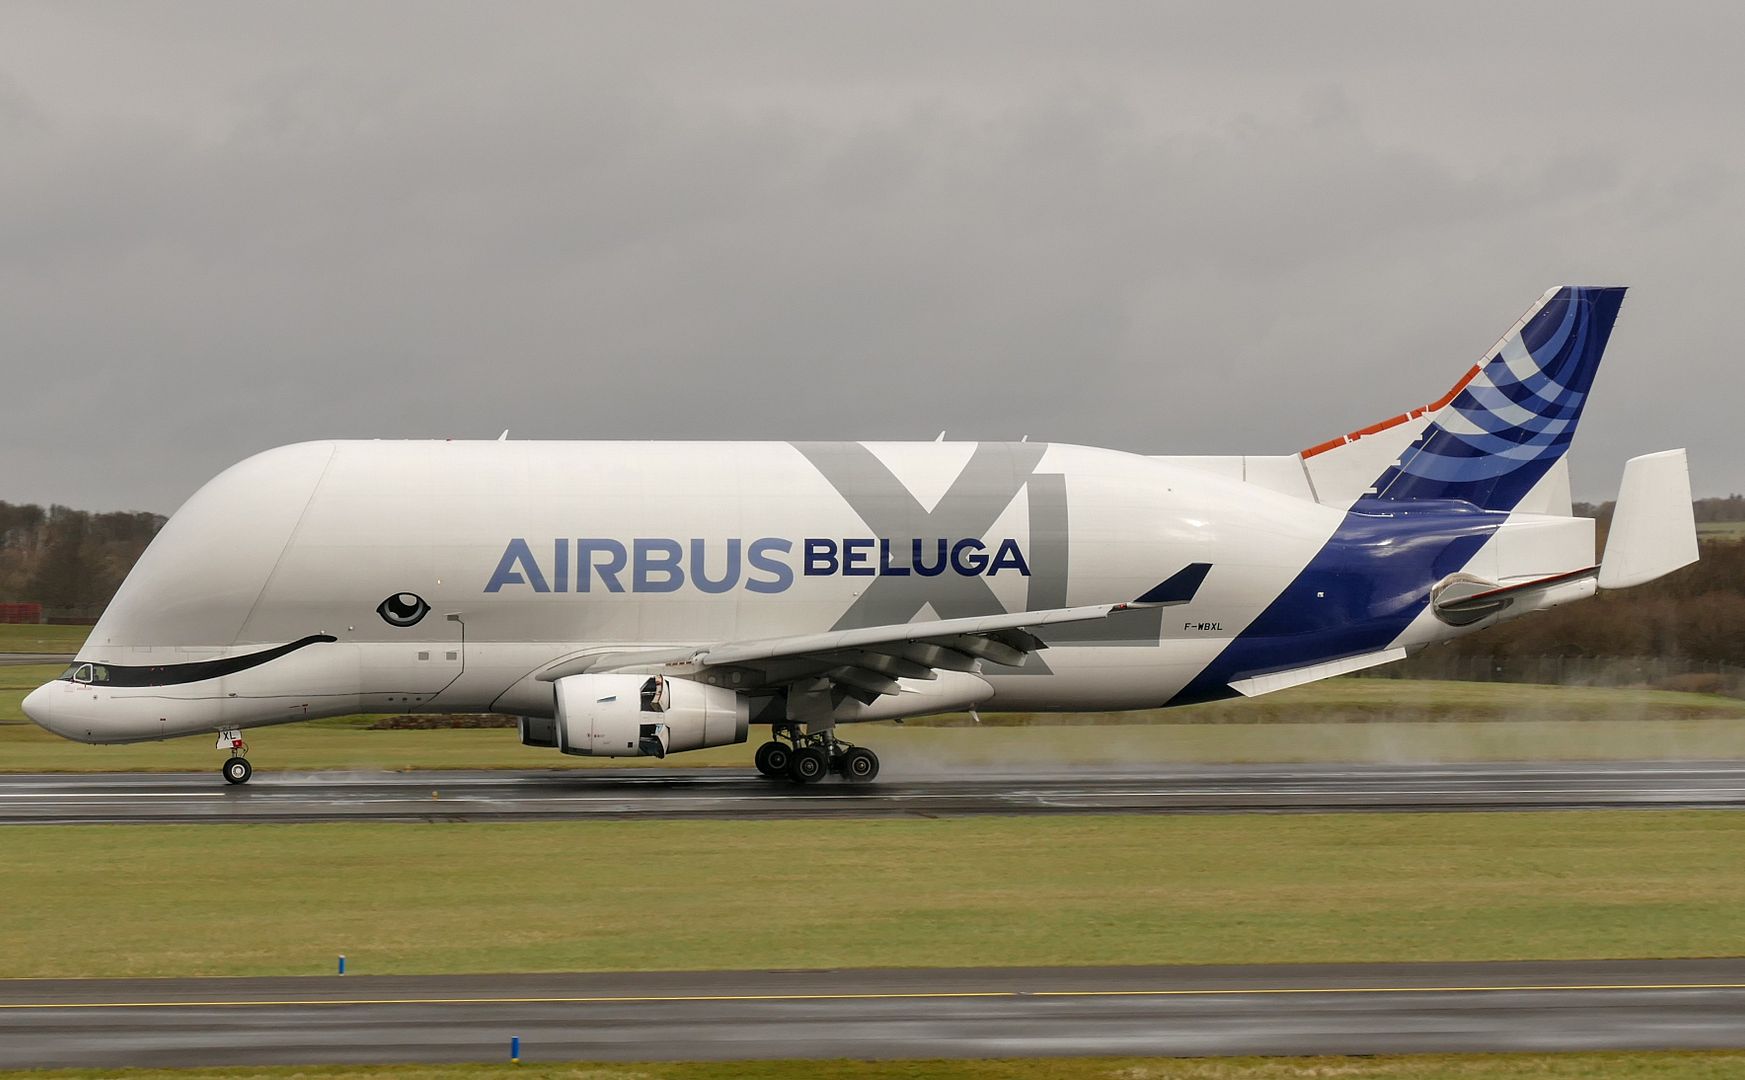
29, 439, 1366, 743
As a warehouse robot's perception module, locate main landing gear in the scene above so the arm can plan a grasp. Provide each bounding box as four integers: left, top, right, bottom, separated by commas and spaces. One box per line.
755, 726, 879, 784
217, 729, 252, 785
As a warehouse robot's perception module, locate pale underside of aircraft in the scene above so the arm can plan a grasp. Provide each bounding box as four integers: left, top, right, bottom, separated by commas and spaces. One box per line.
23, 286, 1698, 785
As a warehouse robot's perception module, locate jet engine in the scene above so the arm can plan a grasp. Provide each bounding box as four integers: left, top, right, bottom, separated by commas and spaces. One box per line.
553, 673, 748, 758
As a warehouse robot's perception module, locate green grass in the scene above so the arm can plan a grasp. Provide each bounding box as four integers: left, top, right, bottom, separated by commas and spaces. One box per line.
1697, 520, 1745, 542
2, 812, 1742, 979
5, 664, 1745, 771
0, 623, 86, 652
8, 1055, 1745, 1080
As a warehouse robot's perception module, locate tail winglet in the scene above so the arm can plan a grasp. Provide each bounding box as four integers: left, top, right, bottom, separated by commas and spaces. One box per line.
1599, 449, 1698, 589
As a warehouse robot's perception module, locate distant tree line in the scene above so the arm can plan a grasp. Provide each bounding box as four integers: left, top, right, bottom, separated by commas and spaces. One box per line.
1575, 494, 1745, 528
1695, 494, 1745, 523
1417, 534, 1745, 666
0, 502, 166, 615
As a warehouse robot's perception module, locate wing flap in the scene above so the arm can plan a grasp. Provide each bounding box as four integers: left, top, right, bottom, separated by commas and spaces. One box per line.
535, 564, 1214, 707
697, 602, 1134, 667
1229, 647, 1407, 698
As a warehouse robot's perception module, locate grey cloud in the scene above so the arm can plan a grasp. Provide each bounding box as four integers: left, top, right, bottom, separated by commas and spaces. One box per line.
1, 1, 1740, 511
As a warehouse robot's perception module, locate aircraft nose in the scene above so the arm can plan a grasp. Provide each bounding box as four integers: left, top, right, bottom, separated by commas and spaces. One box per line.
21, 682, 71, 736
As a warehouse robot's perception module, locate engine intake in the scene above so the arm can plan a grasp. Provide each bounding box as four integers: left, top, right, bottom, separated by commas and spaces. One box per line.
554, 673, 748, 758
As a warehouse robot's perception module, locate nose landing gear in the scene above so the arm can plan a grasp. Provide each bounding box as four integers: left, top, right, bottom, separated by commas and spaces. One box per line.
755, 727, 879, 784
222, 756, 253, 785
217, 729, 252, 785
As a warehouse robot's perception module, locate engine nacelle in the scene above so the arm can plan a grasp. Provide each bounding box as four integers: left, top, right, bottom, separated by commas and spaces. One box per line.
554, 673, 748, 758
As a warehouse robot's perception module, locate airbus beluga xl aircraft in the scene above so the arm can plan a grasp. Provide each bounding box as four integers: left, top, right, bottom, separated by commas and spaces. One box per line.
24, 286, 1698, 785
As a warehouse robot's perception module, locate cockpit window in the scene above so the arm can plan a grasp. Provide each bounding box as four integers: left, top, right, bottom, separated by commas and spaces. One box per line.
60, 663, 110, 685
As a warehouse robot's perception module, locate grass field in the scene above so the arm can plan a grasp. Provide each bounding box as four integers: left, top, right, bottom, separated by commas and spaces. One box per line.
0, 623, 86, 652
1697, 520, 1745, 541
5, 663, 1745, 771
8, 1054, 1745, 1080
2, 811, 1741, 979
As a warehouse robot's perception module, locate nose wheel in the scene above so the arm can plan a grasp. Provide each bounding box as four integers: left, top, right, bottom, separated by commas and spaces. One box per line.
217, 729, 252, 785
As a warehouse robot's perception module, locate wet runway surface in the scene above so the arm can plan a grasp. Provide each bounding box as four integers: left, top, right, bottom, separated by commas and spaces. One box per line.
5, 959, 1744, 1067
1, 760, 1742, 823
0, 652, 71, 666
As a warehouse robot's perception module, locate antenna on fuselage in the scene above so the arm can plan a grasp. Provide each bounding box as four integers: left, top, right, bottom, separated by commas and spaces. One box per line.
498, 430, 509, 441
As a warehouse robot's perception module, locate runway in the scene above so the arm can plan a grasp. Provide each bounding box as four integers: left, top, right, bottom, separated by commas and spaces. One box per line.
4, 959, 1744, 1067
1, 760, 1742, 823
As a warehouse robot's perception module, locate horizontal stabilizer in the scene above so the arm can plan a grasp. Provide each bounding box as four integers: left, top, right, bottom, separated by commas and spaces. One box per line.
1432, 565, 1598, 624
1600, 449, 1699, 589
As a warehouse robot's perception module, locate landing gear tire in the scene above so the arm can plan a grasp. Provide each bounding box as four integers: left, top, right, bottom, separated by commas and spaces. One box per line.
222, 757, 253, 785
839, 746, 880, 783
755, 741, 792, 778
788, 745, 829, 784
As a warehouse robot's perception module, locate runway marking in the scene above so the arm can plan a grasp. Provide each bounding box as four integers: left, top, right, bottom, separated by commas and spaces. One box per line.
0, 793, 225, 799
5, 982, 1745, 1010
3, 784, 1734, 809
8, 786, 1730, 801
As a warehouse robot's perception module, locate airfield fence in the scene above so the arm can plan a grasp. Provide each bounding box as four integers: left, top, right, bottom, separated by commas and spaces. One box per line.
0, 602, 42, 624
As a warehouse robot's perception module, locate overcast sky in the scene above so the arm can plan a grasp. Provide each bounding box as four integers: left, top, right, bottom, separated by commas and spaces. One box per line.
3, 2, 1741, 513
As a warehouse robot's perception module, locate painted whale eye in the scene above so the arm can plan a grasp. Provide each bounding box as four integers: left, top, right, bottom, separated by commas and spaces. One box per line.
376, 592, 430, 627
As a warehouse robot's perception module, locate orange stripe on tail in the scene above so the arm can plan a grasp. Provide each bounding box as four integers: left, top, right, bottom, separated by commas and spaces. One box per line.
1299, 364, 1482, 458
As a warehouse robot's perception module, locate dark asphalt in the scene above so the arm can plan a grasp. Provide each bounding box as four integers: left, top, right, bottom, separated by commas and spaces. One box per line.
0, 760, 1742, 823
0, 652, 70, 666
4, 959, 1744, 1067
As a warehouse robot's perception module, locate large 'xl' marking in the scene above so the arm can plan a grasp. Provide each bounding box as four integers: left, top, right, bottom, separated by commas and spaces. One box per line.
793, 443, 1161, 668
793, 442, 1052, 631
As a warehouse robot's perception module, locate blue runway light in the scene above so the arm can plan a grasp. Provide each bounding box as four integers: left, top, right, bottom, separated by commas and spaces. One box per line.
511, 1035, 520, 1063
337, 954, 345, 975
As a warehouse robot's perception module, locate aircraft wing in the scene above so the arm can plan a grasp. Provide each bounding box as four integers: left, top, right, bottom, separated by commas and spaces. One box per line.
538, 562, 1212, 701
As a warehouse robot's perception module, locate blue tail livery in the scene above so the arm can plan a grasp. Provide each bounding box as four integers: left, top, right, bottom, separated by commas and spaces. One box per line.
1369, 286, 1625, 511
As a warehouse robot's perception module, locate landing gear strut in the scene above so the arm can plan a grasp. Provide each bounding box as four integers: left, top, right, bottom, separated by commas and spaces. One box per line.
218, 729, 252, 785
757, 726, 879, 784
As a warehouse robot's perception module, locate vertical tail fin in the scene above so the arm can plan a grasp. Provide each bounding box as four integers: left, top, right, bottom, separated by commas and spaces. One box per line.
1301, 286, 1626, 512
